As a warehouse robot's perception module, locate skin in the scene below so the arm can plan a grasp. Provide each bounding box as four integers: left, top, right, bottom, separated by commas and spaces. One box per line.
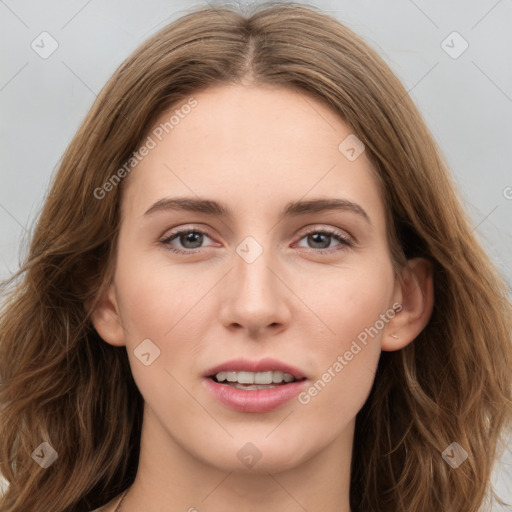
92, 83, 434, 512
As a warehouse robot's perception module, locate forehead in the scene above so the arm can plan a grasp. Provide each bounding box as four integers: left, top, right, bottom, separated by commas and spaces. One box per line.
121, 84, 386, 229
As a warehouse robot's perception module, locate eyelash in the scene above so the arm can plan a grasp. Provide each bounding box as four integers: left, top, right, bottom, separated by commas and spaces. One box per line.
159, 226, 354, 256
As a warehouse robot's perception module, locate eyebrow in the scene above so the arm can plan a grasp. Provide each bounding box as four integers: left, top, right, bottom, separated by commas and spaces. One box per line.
144, 196, 371, 225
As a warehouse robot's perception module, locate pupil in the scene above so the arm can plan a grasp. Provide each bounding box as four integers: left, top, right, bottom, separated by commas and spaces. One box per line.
309, 233, 330, 249
182, 232, 203, 248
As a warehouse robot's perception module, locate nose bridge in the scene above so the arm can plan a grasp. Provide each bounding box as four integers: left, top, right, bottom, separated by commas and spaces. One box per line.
241, 250, 273, 289
234, 234, 281, 304
219, 233, 291, 333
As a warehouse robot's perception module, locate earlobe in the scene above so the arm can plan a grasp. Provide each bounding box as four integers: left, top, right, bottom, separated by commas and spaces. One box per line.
90, 283, 127, 347
382, 257, 434, 351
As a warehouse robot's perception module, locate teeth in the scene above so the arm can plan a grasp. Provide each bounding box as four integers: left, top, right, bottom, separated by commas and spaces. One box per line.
215, 370, 296, 384
254, 371, 273, 384
272, 371, 284, 383
225, 372, 237, 383
238, 371, 255, 384
229, 383, 278, 390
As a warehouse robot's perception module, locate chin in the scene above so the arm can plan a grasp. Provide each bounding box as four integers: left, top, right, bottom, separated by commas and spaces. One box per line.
200, 434, 313, 474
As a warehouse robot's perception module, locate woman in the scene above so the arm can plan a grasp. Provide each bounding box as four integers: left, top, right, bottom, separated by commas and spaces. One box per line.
1, 2, 510, 511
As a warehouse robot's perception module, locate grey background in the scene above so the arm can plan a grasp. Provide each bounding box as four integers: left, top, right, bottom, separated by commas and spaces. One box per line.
0, 0, 511, 508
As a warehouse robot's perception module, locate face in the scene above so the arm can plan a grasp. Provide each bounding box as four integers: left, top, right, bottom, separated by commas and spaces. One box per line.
99, 84, 402, 474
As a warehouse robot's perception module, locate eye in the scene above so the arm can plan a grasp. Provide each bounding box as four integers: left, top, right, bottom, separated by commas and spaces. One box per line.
295, 228, 353, 254
160, 227, 214, 255
160, 226, 354, 255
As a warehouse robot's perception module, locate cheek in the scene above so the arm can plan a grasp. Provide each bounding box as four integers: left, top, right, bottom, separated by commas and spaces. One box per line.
297, 349, 379, 439
296, 291, 387, 433
295, 257, 393, 415
113, 251, 214, 388
299, 253, 395, 345
114, 246, 197, 337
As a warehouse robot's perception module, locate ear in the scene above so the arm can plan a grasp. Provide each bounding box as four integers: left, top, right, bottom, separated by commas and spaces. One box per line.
90, 283, 127, 347
381, 257, 434, 351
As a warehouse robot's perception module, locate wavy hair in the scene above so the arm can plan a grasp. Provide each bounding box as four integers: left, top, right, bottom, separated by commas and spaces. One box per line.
1, 2, 511, 511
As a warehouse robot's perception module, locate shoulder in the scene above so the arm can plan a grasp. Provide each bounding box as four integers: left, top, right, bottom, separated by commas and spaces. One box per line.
89, 492, 125, 512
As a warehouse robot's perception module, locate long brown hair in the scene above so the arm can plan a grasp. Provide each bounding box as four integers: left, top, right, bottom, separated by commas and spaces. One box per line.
1, 3, 511, 511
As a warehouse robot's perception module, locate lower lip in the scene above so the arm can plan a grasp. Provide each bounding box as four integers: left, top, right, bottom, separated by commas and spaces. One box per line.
203, 378, 307, 413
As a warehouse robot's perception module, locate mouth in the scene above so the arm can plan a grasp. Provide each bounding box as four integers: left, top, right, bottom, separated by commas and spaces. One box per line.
202, 358, 308, 412
209, 370, 305, 390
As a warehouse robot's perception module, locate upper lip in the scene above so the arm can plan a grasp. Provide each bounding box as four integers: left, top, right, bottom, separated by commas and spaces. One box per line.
203, 357, 307, 380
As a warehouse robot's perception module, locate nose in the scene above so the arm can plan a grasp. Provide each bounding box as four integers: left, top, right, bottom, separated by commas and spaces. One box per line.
218, 244, 292, 338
